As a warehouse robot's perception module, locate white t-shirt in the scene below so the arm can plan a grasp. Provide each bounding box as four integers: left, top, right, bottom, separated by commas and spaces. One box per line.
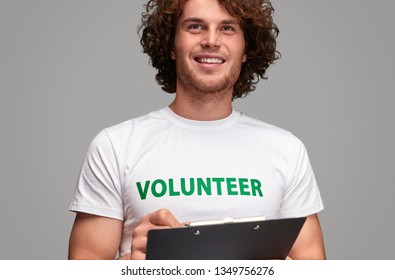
70, 107, 324, 255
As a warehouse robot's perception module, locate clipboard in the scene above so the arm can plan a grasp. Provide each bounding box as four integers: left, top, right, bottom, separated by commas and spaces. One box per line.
146, 217, 306, 260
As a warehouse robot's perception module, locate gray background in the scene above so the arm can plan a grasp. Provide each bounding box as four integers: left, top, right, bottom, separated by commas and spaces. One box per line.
0, 0, 394, 259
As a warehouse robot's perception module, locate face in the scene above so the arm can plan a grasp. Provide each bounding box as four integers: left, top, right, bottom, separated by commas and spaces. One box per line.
171, 0, 247, 96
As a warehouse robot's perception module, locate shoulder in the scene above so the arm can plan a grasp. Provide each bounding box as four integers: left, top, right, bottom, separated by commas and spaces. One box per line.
90, 109, 169, 147
237, 112, 299, 142
237, 113, 290, 134
80, 109, 168, 160
105, 109, 168, 136
235, 112, 309, 156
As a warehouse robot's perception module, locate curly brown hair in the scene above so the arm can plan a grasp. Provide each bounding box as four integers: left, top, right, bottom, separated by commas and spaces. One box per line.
139, 0, 280, 99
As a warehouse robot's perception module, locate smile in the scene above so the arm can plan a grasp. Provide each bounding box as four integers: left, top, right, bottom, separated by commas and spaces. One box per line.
195, 57, 225, 64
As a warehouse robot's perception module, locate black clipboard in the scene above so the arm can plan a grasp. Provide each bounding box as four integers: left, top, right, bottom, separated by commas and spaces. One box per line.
146, 217, 306, 260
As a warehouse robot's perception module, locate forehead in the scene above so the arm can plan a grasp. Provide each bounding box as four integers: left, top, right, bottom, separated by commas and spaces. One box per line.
179, 0, 239, 23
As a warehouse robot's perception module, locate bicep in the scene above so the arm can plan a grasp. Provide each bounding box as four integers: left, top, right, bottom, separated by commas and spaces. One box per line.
288, 214, 326, 260
68, 212, 123, 260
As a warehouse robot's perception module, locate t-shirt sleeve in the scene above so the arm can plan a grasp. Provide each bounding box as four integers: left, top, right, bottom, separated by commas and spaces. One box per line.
280, 134, 324, 217
69, 129, 124, 220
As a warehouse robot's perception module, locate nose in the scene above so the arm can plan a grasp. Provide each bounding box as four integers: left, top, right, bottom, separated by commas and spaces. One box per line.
201, 29, 221, 49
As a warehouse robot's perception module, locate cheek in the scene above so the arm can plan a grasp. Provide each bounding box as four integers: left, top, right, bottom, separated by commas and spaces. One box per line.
233, 46, 247, 62
224, 37, 246, 61
172, 33, 200, 60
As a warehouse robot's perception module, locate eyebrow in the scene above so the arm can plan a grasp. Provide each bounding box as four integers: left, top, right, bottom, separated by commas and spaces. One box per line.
182, 17, 204, 24
181, 17, 239, 25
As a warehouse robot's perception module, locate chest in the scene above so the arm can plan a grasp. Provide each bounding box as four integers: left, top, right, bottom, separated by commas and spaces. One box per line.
120, 129, 288, 222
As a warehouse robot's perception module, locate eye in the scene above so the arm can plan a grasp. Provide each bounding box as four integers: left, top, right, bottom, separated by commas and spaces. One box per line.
189, 24, 203, 30
222, 25, 236, 35
222, 25, 235, 32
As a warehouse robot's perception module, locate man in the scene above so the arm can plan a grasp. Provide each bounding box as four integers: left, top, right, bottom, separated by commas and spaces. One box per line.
68, 0, 325, 260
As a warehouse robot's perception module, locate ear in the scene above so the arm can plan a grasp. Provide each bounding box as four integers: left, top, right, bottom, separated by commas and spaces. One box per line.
170, 43, 176, 60
242, 53, 247, 63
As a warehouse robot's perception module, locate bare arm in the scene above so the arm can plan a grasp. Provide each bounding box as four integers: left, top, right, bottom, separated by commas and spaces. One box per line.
125, 209, 183, 260
68, 212, 123, 260
288, 213, 326, 259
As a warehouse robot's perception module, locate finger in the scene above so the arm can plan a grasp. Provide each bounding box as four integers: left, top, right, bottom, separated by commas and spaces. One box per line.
182, 222, 191, 227
130, 250, 146, 260
147, 208, 182, 228
117, 253, 131, 260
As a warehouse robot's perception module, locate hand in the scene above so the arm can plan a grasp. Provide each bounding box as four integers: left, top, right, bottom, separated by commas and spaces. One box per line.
130, 208, 182, 260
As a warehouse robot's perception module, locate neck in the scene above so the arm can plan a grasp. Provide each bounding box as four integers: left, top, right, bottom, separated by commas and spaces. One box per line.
169, 88, 233, 121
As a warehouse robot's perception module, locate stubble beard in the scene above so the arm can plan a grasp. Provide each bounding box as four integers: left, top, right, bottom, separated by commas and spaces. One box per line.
175, 58, 242, 101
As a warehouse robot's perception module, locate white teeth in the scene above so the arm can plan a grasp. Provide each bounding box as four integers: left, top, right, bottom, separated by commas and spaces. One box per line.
197, 58, 224, 64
